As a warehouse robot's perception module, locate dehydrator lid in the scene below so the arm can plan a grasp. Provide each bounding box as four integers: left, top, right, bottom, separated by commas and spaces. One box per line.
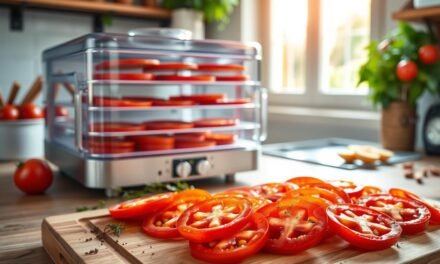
42, 32, 261, 60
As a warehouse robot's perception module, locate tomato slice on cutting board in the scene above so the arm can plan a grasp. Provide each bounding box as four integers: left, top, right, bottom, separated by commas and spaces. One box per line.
258, 198, 327, 254
189, 213, 268, 264
326, 204, 402, 250
109, 193, 174, 219
249, 183, 298, 202
328, 180, 364, 201
142, 189, 211, 239
286, 176, 325, 187
193, 118, 238, 128
177, 197, 253, 243
358, 194, 431, 235
144, 120, 194, 130
305, 183, 351, 204
93, 73, 154, 81
284, 187, 346, 204
389, 188, 440, 225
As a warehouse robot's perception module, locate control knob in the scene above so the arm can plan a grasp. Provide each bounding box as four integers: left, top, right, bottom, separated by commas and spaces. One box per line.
176, 161, 191, 178
196, 160, 211, 176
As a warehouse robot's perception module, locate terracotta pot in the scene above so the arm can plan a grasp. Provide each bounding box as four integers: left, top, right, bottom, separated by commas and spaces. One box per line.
381, 102, 416, 151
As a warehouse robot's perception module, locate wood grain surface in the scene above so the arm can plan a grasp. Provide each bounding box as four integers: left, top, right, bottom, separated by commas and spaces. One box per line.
0, 155, 440, 263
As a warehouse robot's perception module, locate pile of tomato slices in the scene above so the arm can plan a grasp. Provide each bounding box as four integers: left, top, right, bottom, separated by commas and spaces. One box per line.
108, 177, 440, 263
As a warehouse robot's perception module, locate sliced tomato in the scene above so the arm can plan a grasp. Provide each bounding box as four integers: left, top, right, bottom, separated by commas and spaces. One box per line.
285, 187, 346, 204
170, 94, 225, 104
174, 139, 216, 149
89, 122, 145, 132
328, 180, 364, 201
189, 213, 268, 264
286, 176, 325, 187
174, 132, 207, 141
193, 118, 238, 128
177, 197, 253, 243
326, 204, 402, 250
122, 96, 165, 102
144, 120, 194, 130
205, 133, 237, 145
197, 64, 246, 72
109, 193, 174, 219
389, 188, 440, 225
246, 197, 272, 212
306, 183, 351, 203
152, 100, 194, 106
360, 186, 383, 198
88, 145, 134, 154
94, 59, 159, 70
217, 187, 258, 198
154, 75, 215, 82
358, 194, 431, 235
128, 135, 175, 151
87, 139, 135, 149
199, 98, 251, 105
92, 97, 152, 107
249, 183, 298, 202
93, 73, 154, 81
142, 189, 211, 239
258, 198, 327, 254
215, 75, 250, 81
143, 63, 197, 71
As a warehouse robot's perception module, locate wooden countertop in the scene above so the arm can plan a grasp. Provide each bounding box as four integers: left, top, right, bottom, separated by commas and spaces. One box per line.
0, 155, 439, 263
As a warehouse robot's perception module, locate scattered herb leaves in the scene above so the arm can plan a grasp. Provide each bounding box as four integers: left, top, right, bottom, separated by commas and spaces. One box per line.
104, 223, 125, 237
76, 200, 107, 212
119, 181, 194, 200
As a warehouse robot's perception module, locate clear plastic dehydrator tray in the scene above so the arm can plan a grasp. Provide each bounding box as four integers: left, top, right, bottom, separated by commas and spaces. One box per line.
43, 32, 265, 161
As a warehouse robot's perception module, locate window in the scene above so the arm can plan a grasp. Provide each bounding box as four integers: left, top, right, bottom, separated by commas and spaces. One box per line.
266, 0, 376, 108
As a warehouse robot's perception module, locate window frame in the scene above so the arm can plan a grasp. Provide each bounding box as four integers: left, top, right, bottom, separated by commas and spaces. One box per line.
263, 0, 386, 110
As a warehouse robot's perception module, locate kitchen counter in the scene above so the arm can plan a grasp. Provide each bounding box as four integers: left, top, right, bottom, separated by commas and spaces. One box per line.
0, 155, 440, 263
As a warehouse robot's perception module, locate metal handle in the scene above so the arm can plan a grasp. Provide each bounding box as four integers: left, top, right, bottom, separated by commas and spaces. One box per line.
259, 88, 268, 142
73, 90, 83, 151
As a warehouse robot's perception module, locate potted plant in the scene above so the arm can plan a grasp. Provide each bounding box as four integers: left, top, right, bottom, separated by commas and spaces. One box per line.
358, 22, 440, 151
161, 0, 239, 39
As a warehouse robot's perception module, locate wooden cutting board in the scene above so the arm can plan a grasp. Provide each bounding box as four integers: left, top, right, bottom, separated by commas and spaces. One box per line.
42, 208, 440, 264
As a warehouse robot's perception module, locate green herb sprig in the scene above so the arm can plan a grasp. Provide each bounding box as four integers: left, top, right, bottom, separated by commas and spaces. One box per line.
76, 200, 106, 212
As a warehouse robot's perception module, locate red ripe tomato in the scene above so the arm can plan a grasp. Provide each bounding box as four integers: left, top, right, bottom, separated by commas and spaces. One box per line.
396, 60, 418, 81
326, 204, 402, 250
249, 182, 298, 202
418, 44, 439, 65
286, 176, 325, 187
142, 189, 211, 239
389, 188, 440, 225
358, 194, 431, 235
0, 105, 19, 120
109, 193, 174, 219
14, 159, 53, 194
19, 103, 44, 119
189, 213, 268, 264
177, 197, 253, 243
258, 198, 327, 254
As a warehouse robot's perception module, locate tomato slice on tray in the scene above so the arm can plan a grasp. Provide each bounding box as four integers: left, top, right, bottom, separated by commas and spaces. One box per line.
94, 59, 159, 70
93, 73, 154, 81
389, 188, 440, 225
189, 213, 268, 264
358, 194, 431, 235
199, 98, 251, 105
152, 100, 194, 106
143, 63, 197, 71
174, 132, 207, 141
177, 197, 253, 243
153, 75, 215, 82
87, 139, 135, 149
249, 183, 298, 202
92, 97, 152, 107
109, 193, 174, 219
258, 198, 327, 254
205, 133, 237, 145
122, 96, 165, 102
88, 146, 134, 154
142, 189, 211, 239
326, 204, 402, 250
286, 176, 325, 187
128, 135, 175, 151
194, 118, 238, 128
197, 64, 246, 72
215, 75, 250, 81
170, 94, 225, 104
174, 139, 216, 149
89, 122, 145, 132
144, 120, 194, 130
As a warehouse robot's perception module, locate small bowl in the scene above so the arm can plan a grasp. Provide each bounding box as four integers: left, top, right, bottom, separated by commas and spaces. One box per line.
0, 119, 44, 161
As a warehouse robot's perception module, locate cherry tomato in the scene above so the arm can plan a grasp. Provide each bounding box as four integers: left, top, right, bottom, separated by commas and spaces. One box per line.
396, 60, 418, 81
152, 100, 194, 106
94, 59, 159, 70
93, 73, 154, 81
326, 204, 402, 251
285, 187, 346, 204
142, 189, 211, 239
143, 63, 197, 71
205, 133, 237, 145
177, 197, 253, 243
144, 120, 194, 130
389, 188, 440, 225
215, 75, 250, 81
286, 176, 325, 187
109, 193, 174, 219
418, 44, 439, 65
193, 118, 238, 128
154, 75, 215, 82
249, 183, 297, 202
358, 194, 430, 235
197, 64, 246, 72
189, 213, 268, 264
14, 159, 53, 194
19, 103, 44, 119
258, 198, 327, 254
174, 139, 216, 149
0, 105, 19, 120
170, 94, 225, 104
89, 122, 145, 132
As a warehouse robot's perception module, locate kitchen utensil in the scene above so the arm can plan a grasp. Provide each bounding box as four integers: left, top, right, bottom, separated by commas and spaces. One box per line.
7, 81, 20, 105
21, 76, 42, 105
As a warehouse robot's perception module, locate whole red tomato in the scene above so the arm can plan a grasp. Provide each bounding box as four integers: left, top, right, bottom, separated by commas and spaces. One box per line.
418, 44, 440, 65
0, 105, 19, 120
396, 60, 418, 81
19, 103, 44, 119
14, 159, 53, 194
